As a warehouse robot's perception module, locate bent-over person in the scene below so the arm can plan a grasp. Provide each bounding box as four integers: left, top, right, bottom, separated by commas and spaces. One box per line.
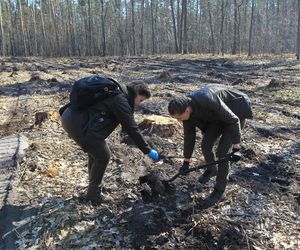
168, 86, 253, 208
61, 78, 159, 205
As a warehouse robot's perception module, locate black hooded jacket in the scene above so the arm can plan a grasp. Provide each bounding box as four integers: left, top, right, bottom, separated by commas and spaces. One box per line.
61, 82, 151, 154
183, 87, 253, 159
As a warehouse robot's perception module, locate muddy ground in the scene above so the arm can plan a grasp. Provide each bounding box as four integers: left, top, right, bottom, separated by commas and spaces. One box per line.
0, 54, 299, 249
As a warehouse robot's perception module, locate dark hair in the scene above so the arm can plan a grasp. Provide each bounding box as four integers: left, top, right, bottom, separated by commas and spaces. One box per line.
127, 81, 151, 98
168, 96, 191, 115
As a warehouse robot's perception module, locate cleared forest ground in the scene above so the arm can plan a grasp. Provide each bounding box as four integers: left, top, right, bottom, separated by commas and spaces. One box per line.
0, 54, 299, 249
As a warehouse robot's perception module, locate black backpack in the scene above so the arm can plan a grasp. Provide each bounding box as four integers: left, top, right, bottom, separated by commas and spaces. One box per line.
59, 75, 123, 115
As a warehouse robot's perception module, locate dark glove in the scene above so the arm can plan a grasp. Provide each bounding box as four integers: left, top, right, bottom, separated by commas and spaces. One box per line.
179, 161, 190, 175
148, 149, 159, 162
158, 154, 173, 164
229, 148, 242, 162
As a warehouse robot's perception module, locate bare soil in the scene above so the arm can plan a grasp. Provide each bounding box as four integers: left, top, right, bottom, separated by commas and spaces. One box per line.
0, 54, 299, 249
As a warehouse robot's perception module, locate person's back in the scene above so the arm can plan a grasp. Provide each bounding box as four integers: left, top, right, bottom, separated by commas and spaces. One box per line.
188, 86, 253, 120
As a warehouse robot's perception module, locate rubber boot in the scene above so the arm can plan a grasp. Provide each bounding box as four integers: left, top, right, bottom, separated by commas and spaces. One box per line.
199, 189, 225, 209
79, 186, 102, 206
198, 167, 217, 184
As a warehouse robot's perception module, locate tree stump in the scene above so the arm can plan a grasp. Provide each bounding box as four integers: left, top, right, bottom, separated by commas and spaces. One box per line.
138, 115, 179, 138
34, 111, 60, 126
267, 79, 286, 88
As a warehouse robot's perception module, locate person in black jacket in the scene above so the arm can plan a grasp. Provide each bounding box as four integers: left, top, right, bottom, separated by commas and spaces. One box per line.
61, 80, 159, 205
168, 86, 253, 208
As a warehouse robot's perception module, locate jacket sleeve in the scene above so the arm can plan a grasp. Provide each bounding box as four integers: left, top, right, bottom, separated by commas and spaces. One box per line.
110, 95, 151, 154
204, 92, 241, 144
183, 120, 196, 159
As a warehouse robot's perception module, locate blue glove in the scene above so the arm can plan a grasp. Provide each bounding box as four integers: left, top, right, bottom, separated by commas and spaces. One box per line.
148, 149, 159, 162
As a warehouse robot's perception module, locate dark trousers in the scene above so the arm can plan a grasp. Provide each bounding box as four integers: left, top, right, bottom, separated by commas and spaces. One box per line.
61, 108, 111, 197
86, 140, 111, 195
201, 120, 245, 192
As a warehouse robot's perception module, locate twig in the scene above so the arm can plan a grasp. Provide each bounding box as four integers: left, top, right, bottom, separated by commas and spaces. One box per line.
1, 215, 36, 239
241, 225, 251, 250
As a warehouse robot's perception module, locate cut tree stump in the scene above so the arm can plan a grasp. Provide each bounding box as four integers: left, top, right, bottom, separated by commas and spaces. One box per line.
34, 111, 60, 126
138, 115, 179, 137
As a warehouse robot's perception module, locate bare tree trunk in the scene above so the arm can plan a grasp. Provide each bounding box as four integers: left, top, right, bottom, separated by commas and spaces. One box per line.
87, 0, 92, 55
131, 0, 136, 55
50, 0, 60, 55
66, 0, 72, 55
248, 0, 255, 56
124, 0, 129, 54
195, 0, 199, 52
18, 0, 28, 55
115, 0, 124, 56
170, 0, 179, 53
7, 0, 15, 55
40, 0, 47, 55
264, 0, 270, 53
182, 0, 187, 54
232, 0, 238, 54
100, 0, 106, 56
0, 1, 5, 56
219, 0, 225, 55
140, 0, 144, 55
297, 0, 300, 59
31, 4, 38, 55
150, 0, 155, 54
198, 0, 203, 53
276, 0, 280, 54
208, 1, 215, 55
178, 0, 183, 51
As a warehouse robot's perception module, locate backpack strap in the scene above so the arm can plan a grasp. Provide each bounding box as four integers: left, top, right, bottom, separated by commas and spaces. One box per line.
59, 103, 71, 116
107, 77, 127, 95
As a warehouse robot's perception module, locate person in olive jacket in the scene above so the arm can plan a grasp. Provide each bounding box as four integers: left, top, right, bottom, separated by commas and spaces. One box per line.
168, 86, 253, 208
61, 80, 159, 205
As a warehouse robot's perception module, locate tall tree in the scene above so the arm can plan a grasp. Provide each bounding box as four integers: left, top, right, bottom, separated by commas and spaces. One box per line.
114, 0, 125, 56
219, 0, 226, 55
31, 3, 38, 55
0, 1, 5, 56
87, 0, 92, 55
7, 0, 15, 55
248, 0, 255, 56
182, 0, 187, 53
39, 0, 47, 55
297, 0, 300, 59
170, 0, 179, 53
131, 0, 136, 55
150, 0, 155, 54
140, 0, 144, 55
50, 0, 60, 55
18, 0, 28, 55
100, 0, 106, 56
208, 0, 215, 55
232, 0, 239, 54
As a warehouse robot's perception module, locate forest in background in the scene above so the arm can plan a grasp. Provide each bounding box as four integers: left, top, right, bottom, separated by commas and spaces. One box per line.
0, 0, 300, 58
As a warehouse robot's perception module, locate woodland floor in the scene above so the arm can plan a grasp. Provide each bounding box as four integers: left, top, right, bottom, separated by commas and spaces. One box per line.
0, 54, 299, 249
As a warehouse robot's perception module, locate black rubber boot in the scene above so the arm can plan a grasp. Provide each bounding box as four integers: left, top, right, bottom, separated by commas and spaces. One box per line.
79, 195, 102, 206
79, 186, 102, 206
199, 189, 224, 209
198, 169, 217, 184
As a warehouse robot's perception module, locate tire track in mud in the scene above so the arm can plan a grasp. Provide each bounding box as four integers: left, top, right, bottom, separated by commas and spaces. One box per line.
0, 84, 32, 249
0, 84, 31, 205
